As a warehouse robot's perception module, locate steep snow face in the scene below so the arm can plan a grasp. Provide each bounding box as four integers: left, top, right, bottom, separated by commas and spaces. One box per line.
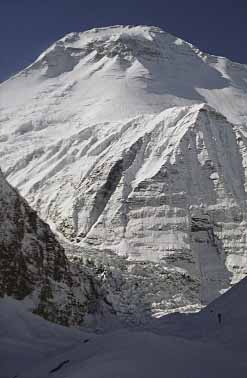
2, 103, 247, 307
1, 25, 247, 312
0, 170, 107, 326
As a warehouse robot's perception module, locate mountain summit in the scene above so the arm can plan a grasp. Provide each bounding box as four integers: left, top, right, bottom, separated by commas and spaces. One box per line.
1, 25, 247, 313
1, 25, 247, 124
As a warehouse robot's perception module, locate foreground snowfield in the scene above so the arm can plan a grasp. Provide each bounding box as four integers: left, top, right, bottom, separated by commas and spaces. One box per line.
1, 278, 247, 378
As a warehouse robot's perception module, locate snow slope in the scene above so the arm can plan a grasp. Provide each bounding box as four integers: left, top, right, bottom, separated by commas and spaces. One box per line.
1, 277, 247, 378
1, 25, 247, 313
150, 276, 247, 352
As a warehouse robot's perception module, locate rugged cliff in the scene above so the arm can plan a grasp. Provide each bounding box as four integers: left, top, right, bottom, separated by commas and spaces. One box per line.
0, 169, 106, 325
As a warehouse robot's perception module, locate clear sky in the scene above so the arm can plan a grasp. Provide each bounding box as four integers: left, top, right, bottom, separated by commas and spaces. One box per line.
0, 0, 246, 82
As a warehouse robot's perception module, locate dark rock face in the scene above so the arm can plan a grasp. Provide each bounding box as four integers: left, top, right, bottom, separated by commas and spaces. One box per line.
0, 169, 102, 326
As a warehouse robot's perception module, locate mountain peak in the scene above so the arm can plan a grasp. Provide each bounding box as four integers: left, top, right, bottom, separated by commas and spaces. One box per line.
1, 25, 247, 125
33, 24, 172, 77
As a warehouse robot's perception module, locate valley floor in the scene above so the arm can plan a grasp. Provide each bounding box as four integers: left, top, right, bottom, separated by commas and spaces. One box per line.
1, 277, 247, 378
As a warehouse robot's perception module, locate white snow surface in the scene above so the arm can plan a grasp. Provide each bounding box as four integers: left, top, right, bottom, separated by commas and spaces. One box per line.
1, 277, 247, 378
2, 25, 247, 313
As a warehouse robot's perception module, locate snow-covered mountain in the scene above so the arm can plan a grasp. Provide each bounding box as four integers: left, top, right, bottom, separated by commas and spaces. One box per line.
1, 25, 247, 312
0, 169, 109, 326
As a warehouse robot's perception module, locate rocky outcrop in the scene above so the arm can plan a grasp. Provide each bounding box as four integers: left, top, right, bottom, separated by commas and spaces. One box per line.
0, 169, 106, 326
68, 246, 201, 324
